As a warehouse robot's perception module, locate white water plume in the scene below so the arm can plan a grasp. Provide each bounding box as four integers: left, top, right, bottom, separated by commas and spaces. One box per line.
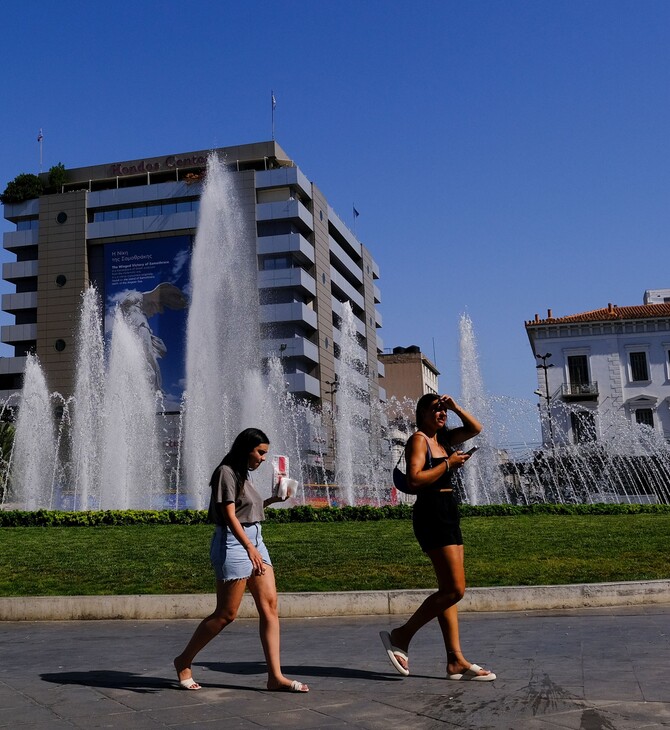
183, 153, 263, 507
99, 308, 164, 509
10, 355, 57, 509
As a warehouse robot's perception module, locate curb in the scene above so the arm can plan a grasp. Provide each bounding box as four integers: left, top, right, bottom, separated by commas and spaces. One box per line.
1, 580, 669, 620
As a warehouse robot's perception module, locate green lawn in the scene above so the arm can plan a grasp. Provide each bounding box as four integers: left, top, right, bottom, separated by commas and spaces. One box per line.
0, 514, 668, 596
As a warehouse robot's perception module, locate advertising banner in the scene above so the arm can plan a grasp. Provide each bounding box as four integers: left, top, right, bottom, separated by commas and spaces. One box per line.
104, 236, 191, 411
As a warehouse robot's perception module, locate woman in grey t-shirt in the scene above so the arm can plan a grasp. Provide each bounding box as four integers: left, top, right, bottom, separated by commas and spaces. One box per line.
174, 428, 308, 693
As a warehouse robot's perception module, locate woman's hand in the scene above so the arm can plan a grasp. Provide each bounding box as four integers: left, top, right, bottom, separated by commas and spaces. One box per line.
245, 543, 266, 575
263, 494, 286, 508
223, 502, 267, 575
446, 450, 471, 471
440, 395, 483, 440
438, 394, 460, 412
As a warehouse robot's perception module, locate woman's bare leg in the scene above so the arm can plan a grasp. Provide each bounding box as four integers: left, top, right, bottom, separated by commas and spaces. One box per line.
174, 578, 247, 685
247, 565, 308, 691
431, 546, 491, 677
387, 545, 464, 672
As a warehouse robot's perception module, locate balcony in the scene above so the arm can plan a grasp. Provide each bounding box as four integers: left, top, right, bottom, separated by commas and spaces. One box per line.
3, 260, 38, 282
561, 382, 599, 401
2, 291, 37, 313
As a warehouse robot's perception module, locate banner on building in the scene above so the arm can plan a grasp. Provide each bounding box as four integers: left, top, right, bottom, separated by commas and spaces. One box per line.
103, 236, 191, 411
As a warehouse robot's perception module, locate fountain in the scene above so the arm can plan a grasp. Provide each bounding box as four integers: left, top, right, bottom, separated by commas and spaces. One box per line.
1, 154, 322, 511
9, 355, 57, 510
3, 151, 670, 509
459, 313, 506, 505
456, 313, 670, 505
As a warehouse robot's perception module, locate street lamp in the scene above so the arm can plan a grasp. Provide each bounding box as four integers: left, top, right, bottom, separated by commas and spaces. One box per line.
325, 374, 339, 464
535, 353, 555, 445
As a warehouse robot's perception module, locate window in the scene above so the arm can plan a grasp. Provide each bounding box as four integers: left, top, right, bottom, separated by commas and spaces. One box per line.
570, 410, 596, 444
262, 255, 291, 270
567, 355, 589, 385
635, 408, 654, 427
92, 199, 199, 222
629, 351, 649, 381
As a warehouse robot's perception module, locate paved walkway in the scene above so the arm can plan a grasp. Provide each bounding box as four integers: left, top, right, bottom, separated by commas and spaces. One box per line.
1, 604, 669, 729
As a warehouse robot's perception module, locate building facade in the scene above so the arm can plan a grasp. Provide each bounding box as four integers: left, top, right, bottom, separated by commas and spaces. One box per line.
1, 142, 385, 453
378, 345, 439, 404
525, 292, 670, 447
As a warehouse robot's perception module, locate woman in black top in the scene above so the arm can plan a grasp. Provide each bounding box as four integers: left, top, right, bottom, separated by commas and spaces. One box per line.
380, 394, 496, 681
174, 428, 308, 692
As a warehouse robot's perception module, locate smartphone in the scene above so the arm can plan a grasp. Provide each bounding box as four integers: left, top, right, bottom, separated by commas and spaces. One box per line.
463, 446, 479, 456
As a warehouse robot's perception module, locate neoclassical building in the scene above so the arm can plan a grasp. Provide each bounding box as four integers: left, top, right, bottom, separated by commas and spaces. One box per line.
525, 290, 670, 446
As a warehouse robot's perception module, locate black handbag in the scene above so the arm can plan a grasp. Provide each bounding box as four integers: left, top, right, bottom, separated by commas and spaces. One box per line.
392, 438, 433, 494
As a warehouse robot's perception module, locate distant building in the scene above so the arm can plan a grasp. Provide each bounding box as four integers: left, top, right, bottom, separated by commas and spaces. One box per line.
525, 290, 670, 446
379, 345, 439, 404
380, 345, 439, 503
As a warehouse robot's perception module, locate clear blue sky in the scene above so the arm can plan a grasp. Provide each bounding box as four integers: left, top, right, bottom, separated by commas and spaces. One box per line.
2, 0, 669, 402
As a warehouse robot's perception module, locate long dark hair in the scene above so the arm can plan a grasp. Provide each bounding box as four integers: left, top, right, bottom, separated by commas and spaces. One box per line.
212, 427, 270, 492
415, 393, 450, 450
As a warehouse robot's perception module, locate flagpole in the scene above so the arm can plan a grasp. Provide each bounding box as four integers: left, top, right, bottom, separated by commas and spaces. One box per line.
37, 129, 44, 173
271, 90, 276, 141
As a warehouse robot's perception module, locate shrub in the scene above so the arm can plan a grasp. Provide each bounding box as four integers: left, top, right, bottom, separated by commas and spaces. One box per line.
0, 502, 668, 527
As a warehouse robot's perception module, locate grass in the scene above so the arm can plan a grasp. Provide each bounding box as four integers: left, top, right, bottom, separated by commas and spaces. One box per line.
0, 514, 668, 596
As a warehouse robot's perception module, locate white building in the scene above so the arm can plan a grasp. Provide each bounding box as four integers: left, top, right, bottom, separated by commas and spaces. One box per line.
525, 291, 670, 446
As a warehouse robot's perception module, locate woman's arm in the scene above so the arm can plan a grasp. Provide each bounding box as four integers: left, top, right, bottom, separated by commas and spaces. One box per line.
222, 502, 265, 575
406, 434, 446, 490
263, 494, 288, 508
440, 395, 482, 446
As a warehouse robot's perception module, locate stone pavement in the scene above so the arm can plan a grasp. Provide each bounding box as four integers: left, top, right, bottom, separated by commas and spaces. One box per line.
1, 605, 669, 729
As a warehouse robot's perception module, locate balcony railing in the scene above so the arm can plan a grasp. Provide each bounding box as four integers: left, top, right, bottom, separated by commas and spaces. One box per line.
561, 382, 599, 399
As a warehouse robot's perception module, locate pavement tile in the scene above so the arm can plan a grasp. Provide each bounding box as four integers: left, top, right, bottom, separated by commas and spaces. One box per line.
1, 607, 670, 728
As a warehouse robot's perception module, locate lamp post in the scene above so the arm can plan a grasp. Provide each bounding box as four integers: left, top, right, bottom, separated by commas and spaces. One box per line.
535, 352, 555, 446
325, 374, 339, 467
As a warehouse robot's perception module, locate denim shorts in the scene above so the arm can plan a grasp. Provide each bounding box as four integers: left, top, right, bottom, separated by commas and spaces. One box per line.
210, 523, 272, 581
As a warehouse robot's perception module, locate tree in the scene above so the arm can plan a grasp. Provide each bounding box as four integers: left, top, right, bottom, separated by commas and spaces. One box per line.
0, 173, 44, 205
47, 163, 68, 194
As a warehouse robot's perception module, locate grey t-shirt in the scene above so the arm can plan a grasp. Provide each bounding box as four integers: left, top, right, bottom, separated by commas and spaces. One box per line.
209, 465, 265, 526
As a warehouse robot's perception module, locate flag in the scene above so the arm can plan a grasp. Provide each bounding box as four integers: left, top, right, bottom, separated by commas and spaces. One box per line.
271, 92, 276, 110
37, 129, 43, 143
353, 205, 360, 218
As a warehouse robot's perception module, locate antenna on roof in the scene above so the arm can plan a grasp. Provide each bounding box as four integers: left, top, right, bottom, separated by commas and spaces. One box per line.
432, 337, 437, 365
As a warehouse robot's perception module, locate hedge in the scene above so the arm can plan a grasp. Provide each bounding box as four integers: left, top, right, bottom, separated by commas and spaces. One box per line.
0, 502, 668, 527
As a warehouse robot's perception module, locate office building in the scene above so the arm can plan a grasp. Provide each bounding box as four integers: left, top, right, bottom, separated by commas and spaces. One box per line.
1, 140, 385, 429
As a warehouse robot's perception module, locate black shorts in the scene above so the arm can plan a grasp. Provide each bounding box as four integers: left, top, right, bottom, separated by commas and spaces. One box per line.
412, 490, 463, 551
